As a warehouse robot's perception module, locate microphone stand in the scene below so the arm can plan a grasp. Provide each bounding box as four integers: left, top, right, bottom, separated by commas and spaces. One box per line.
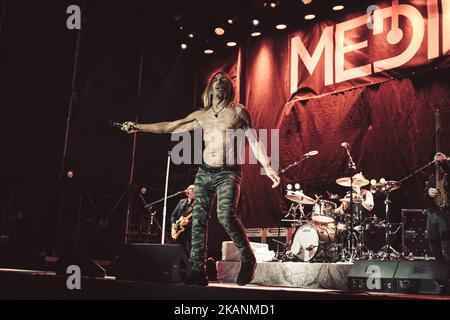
138, 193, 161, 241
144, 190, 186, 208
277, 152, 317, 261
278, 153, 316, 176
343, 145, 357, 262
371, 158, 438, 259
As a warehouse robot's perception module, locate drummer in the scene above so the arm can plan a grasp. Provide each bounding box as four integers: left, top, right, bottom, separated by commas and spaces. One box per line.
334, 173, 374, 217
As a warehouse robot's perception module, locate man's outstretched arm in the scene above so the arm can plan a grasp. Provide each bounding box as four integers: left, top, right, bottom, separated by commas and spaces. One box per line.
240, 107, 280, 188
121, 110, 201, 134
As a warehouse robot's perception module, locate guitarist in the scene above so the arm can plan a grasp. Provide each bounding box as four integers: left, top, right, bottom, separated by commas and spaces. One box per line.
171, 185, 195, 255
425, 152, 449, 261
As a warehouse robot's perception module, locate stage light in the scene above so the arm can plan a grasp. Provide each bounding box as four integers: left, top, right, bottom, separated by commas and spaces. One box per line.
294, 183, 301, 190
227, 41, 237, 47
181, 43, 187, 50
370, 179, 377, 186
253, 19, 260, 26
227, 19, 234, 24
214, 27, 225, 36
270, 2, 277, 8
204, 49, 214, 54
332, 5, 344, 11
304, 14, 316, 20
188, 33, 194, 39
300, 0, 312, 4
276, 24, 287, 30
251, 31, 262, 37
287, 184, 293, 190
380, 178, 386, 183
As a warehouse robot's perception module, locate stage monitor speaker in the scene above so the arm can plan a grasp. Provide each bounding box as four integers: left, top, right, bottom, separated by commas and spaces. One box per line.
115, 243, 191, 283
56, 244, 106, 278
347, 260, 399, 292
394, 260, 450, 295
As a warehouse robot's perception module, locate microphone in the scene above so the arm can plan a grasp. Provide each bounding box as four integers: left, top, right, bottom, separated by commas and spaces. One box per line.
109, 121, 138, 132
176, 189, 189, 195
109, 121, 123, 128
304, 150, 319, 157
341, 142, 356, 169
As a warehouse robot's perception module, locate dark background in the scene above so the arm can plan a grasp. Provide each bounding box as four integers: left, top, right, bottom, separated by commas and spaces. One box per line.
0, 0, 449, 268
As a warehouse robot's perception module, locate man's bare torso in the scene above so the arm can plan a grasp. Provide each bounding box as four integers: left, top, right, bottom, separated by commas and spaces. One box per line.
195, 103, 245, 167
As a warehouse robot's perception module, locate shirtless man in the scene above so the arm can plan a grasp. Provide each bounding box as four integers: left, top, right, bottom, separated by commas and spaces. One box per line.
121, 71, 280, 286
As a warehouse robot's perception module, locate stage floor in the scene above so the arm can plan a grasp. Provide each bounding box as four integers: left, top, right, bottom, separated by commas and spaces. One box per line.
0, 267, 450, 300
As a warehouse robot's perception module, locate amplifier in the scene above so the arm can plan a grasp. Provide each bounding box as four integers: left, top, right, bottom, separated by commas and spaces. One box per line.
245, 228, 295, 251
401, 209, 431, 259
245, 228, 266, 244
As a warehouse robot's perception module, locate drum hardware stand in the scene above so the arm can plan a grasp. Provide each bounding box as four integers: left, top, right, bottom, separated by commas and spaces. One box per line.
272, 239, 289, 261
352, 205, 372, 260
284, 202, 307, 221
375, 190, 401, 260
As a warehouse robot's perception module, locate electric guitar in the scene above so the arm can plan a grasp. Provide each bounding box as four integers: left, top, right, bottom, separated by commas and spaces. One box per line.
171, 201, 194, 240
434, 110, 448, 210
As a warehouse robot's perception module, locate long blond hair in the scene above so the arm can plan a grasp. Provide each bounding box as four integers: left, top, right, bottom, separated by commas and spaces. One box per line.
201, 71, 235, 109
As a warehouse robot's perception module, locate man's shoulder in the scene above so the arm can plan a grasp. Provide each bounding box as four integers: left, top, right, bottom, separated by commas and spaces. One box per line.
232, 103, 249, 118
233, 102, 246, 111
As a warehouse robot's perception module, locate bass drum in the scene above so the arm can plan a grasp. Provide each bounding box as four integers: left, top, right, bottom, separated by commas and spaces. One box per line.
290, 223, 336, 262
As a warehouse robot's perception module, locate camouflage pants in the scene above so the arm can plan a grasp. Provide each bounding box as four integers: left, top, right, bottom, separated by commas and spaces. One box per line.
190, 165, 255, 272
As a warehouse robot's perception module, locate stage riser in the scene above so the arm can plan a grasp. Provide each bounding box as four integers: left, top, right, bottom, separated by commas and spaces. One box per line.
217, 261, 353, 290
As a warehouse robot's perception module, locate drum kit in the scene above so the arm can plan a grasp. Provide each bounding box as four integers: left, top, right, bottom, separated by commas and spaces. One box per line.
282, 173, 402, 263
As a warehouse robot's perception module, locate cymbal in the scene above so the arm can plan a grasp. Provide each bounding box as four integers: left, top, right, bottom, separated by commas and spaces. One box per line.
336, 176, 369, 187
285, 191, 315, 205
370, 181, 400, 193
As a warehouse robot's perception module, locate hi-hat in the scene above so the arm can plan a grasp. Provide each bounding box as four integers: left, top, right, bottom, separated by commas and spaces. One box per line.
336, 173, 369, 187
285, 191, 315, 204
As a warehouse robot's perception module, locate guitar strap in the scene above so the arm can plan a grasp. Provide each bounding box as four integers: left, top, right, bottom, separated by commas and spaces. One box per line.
182, 200, 195, 217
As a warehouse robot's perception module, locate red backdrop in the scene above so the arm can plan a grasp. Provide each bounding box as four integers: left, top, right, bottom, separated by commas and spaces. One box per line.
198, 2, 450, 229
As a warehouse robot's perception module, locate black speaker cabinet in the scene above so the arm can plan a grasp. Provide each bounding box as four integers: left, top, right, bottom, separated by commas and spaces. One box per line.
394, 261, 450, 295
348, 260, 399, 292
348, 260, 450, 295
401, 209, 431, 258
115, 243, 191, 283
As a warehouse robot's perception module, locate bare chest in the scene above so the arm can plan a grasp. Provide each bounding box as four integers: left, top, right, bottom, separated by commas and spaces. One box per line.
198, 108, 242, 133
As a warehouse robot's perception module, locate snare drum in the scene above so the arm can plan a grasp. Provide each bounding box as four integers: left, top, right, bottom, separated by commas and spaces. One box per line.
290, 223, 336, 262
311, 200, 337, 224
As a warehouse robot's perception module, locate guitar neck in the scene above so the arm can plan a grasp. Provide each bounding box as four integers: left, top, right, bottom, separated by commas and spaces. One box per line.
435, 109, 441, 183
